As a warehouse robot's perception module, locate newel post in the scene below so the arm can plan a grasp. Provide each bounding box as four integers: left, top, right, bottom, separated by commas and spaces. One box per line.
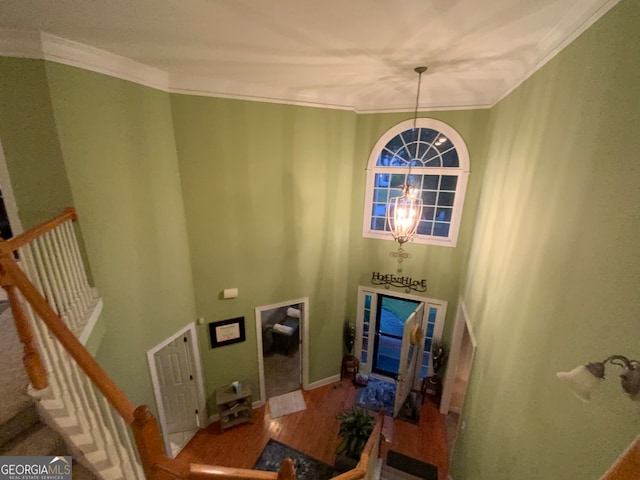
0, 241, 48, 390
132, 405, 169, 480
277, 458, 296, 480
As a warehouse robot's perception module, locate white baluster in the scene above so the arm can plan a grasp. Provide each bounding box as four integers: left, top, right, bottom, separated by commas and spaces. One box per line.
46, 230, 83, 333
115, 414, 145, 478
79, 373, 125, 474
30, 239, 60, 314
98, 392, 137, 478
52, 226, 87, 322
65, 222, 95, 303
43, 232, 79, 331
55, 223, 90, 316
38, 236, 73, 329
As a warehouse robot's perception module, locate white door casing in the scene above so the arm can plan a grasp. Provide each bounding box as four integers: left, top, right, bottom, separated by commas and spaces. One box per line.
440, 298, 477, 415
355, 286, 447, 389
255, 297, 310, 404
147, 323, 206, 458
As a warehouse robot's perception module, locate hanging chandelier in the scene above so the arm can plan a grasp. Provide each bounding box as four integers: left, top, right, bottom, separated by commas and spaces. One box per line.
387, 66, 426, 272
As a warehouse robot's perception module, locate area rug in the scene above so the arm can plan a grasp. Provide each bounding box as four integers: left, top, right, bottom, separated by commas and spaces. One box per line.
355, 377, 395, 416
387, 450, 438, 480
253, 439, 335, 480
396, 392, 420, 424
269, 390, 306, 418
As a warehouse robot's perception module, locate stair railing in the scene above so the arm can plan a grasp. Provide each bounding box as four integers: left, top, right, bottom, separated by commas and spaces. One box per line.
8, 207, 101, 340
0, 208, 384, 480
0, 208, 300, 480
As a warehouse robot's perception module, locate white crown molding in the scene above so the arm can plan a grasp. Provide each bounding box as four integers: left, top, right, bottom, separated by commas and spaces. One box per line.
0, 0, 622, 112
168, 74, 354, 112
494, 0, 620, 105
354, 103, 493, 114
0, 29, 169, 92
40, 33, 169, 91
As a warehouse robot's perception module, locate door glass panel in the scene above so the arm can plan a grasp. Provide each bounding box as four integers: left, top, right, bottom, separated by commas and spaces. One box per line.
373, 295, 420, 377
361, 294, 372, 364
420, 306, 438, 378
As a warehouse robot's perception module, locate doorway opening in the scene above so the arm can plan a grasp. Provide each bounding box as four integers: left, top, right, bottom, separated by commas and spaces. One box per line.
147, 324, 206, 458
255, 298, 309, 403
355, 286, 447, 417
440, 299, 477, 459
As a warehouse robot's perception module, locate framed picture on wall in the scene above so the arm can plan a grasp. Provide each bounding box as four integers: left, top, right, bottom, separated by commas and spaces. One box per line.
209, 317, 246, 348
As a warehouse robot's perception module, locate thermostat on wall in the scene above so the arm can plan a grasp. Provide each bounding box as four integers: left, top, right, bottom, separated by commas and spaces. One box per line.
223, 288, 238, 299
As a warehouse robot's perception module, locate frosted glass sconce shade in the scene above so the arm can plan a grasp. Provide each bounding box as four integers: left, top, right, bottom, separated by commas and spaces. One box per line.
556, 364, 604, 401
557, 355, 640, 401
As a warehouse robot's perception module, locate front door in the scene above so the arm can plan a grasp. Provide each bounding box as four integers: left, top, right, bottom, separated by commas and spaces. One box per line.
393, 303, 423, 417
355, 287, 447, 391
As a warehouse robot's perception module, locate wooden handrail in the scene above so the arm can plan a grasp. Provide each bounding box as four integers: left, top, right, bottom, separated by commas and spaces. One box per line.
190, 458, 295, 480
3, 283, 48, 389
600, 434, 640, 480
6, 207, 77, 251
189, 465, 279, 480
0, 248, 137, 423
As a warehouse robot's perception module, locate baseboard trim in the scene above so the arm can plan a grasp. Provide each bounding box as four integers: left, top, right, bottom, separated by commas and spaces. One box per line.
305, 374, 340, 390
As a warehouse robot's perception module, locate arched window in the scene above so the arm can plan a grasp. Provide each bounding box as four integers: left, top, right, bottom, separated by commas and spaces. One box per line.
362, 118, 470, 247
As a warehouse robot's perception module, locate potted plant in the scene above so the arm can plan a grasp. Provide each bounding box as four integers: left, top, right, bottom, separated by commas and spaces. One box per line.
343, 321, 356, 355
334, 407, 376, 472
425, 343, 448, 401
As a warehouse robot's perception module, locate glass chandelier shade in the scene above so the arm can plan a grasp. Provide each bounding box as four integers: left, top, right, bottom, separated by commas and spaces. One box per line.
386, 66, 427, 265
387, 184, 423, 245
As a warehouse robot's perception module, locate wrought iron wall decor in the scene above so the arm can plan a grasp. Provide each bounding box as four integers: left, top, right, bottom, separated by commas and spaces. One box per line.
371, 272, 427, 293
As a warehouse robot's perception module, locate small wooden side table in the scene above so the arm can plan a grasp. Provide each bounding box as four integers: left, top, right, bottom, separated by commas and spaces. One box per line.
216, 381, 252, 431
341, 355, 360, 380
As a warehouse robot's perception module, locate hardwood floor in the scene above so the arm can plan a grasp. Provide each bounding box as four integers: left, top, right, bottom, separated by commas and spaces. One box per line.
176, 378, 449, 480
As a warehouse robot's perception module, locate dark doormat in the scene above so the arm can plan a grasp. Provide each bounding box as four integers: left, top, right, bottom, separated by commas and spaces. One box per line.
386, 450, 438, 480
254, 438, 336, 480
396, 392, 420, 424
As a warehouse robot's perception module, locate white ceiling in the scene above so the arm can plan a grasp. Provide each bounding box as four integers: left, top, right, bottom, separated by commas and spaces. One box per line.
0, 0, 619, 112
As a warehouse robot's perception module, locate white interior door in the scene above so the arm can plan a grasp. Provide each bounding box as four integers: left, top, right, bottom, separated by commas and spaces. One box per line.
393, 303, 423, 417
154, 336, 200, 434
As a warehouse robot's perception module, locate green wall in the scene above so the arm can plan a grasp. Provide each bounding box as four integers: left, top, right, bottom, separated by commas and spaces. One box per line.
42, 63, 197, 408
452, 1, 640, 479
0, 1, 638, 475
347, 109, 490, 341
0, 58, 74, 228
171, 95, 356, 408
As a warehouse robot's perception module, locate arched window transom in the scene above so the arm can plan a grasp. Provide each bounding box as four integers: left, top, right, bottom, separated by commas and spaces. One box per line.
363, 118, 470, 247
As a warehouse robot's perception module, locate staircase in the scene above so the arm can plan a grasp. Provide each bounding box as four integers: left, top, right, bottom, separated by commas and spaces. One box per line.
0, 301, 97, 478
380, 464, 424, 480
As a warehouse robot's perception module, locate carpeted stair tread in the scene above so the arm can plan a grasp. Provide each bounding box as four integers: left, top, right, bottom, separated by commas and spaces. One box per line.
0, 402, 40, 449
0, 421, 66, 456
72, 460, 99, 480
381, 464, 424, 480
385, 451, 438, 480
0, 302, 32, 427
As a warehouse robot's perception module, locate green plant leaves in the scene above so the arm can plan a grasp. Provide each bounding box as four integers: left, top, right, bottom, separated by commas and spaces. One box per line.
335, 407, 375, 459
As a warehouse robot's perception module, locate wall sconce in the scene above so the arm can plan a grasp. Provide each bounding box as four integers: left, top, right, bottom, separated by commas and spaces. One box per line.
556, 355, 640, 401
